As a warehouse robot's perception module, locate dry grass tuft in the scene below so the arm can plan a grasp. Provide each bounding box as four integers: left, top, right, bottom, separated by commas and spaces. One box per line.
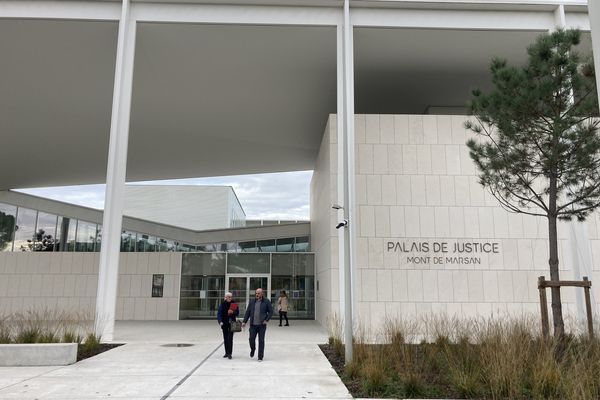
0, 308, 93, 344
325, 313, 600, 399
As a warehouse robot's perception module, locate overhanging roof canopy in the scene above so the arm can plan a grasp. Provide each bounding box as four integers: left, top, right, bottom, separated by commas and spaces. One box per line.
0, 2, 592, 190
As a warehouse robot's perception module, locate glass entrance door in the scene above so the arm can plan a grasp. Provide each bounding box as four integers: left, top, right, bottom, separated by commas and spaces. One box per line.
226, 275, 270, 317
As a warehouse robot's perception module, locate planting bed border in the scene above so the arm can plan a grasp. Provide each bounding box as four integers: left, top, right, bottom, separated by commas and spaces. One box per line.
0, 343, 78, 366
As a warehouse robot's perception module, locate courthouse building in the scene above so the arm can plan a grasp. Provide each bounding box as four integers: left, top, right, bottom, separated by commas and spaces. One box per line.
1, 0, 600, 340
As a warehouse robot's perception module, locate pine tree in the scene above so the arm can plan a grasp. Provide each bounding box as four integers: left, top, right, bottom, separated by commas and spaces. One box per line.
466, 29, 599, 338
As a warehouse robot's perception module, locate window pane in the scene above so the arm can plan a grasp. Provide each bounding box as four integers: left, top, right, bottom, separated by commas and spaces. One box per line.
272, 254, 294, 275
158, 238, 169, 252
95, 225, 102, 252
136, 234, 149, 252
34, 212, 57, 252
226, 242, 239, 253
294, 253, 315, 276
0, 203, 16, 252
14, 208, 37, 252
256, 239, 275, 253
239, 241, 257, 252
66, 219, 77, 251
227, 253, 270, 274
166, 239, 176, 252
76, 221, 96, 252
146, 235, 157, 252
294, 236, 310, 252
276, 237, 294, 252
181, 253, 226, 276
121, 231, 136, 252
55, 216, 63, 251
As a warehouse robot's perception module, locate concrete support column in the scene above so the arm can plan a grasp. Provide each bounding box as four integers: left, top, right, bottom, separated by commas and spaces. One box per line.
336, 0, 356, 364
590, 1, 600, 105
95, 0, 136, 341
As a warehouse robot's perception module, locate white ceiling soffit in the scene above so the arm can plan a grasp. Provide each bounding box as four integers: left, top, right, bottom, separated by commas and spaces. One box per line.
0, 21, 337, 190
354, 28, 593, 114
0, 17, 593, 190
126, 23, 337, 183
0, 19, 118, 190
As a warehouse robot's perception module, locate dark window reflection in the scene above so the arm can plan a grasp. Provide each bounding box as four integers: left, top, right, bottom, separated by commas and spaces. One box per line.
33, 212, 57, 252
14, 207, 36, 252
0, 203, 16, 252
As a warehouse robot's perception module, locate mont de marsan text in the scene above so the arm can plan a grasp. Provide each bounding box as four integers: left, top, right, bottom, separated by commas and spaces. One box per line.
386, 241, 500, 265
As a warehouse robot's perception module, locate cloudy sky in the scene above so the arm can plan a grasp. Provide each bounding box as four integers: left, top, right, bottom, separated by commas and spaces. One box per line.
16, 171, 313, 220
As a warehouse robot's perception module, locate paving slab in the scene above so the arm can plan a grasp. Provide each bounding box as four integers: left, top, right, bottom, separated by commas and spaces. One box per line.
0, 321, 350, 400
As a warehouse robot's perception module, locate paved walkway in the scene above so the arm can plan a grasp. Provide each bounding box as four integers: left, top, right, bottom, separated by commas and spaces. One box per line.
0, 321, 352, 400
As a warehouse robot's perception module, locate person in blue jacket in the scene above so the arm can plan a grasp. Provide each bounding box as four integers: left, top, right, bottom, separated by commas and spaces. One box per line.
242, 288, 272, 361
217, 292, 239, 359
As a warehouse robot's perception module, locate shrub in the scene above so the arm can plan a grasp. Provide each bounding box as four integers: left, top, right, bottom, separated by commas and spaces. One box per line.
327, 313, 600, 399
62, 331, 81, 344
80, 332, 102, 354
361, 355, 386, 396
15, 327, 40, 344
402, 371, 425, 398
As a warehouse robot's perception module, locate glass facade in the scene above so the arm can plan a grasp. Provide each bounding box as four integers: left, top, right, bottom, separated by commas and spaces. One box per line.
271, 253, 315, 319
179, 252, 315, 320
13, 207, 37, 251
75, 220, 97, 252
0, 202, 310, 254
179, 253, 226, 319
34, 212, 58, 251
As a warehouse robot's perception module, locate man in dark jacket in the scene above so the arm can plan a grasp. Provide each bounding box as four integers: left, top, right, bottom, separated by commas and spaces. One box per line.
242, 288, 272, 361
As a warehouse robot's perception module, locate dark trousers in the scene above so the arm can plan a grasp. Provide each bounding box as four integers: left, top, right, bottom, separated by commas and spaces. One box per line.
279, 311, 288, 326
221, 323, 233, 356
249, 324, 267, 359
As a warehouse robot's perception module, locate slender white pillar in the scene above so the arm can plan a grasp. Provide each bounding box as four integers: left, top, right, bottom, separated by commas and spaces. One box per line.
590, 1, 600, 104
95, 0, 136, 341
554, 3, 596, 329
338, 0, 356, 364
553, 4, 566, 30
336, 24, 346, 340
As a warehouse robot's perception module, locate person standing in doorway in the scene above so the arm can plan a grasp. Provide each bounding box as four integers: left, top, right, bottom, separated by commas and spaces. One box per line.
277, 290, 289, 326
242, 288, 272, 361
217, 292, 239, 359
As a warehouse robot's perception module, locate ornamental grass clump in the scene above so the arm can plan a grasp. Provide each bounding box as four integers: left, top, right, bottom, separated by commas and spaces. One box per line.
327, 313, 344, 358
0, 309, 92, 344
477, 318, 536, 399
325, 314, 600, 399
0, 317, 10, 344
79, 332, 102, 354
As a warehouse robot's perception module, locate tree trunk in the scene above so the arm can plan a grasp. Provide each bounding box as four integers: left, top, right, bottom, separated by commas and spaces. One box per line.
548, 189, 565, 339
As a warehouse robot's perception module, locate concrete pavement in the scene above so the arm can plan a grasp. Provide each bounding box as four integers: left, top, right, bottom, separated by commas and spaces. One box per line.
0, 320, 352, 399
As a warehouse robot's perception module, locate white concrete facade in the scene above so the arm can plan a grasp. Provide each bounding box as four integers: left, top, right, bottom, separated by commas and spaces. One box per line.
312, 114, 600, 330
123, 185, 246, 230
0, 252, 181, 320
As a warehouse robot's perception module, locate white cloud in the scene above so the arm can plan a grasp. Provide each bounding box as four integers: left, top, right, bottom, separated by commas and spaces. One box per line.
16, 171, 313, 220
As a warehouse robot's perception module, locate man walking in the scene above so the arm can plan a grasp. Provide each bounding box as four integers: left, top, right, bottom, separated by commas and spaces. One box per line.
242, 288, 273, 361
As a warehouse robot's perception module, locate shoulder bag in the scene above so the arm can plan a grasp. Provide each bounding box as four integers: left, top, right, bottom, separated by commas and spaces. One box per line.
230, 319, 242, 333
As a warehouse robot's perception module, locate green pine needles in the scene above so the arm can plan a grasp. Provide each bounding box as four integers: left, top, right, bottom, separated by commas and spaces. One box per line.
466, 29, 600, 339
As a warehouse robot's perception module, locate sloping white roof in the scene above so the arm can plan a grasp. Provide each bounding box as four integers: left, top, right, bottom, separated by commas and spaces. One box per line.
123, 185, 245, 231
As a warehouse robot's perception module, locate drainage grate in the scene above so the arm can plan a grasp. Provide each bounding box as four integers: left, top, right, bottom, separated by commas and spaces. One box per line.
161, 343, 194, 348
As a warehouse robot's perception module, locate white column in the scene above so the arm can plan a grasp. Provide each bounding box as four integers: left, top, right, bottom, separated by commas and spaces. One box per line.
95, 0, 136, 341
590, 1, 600, 105
553, 4, 566, 29
336, 24, 346, 336
555, 3, 597, 327
337, 0, 356, 364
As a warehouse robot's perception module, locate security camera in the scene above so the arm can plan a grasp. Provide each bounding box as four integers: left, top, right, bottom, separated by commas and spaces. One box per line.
332, 204, 343, 210
335, 219, 348, 229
